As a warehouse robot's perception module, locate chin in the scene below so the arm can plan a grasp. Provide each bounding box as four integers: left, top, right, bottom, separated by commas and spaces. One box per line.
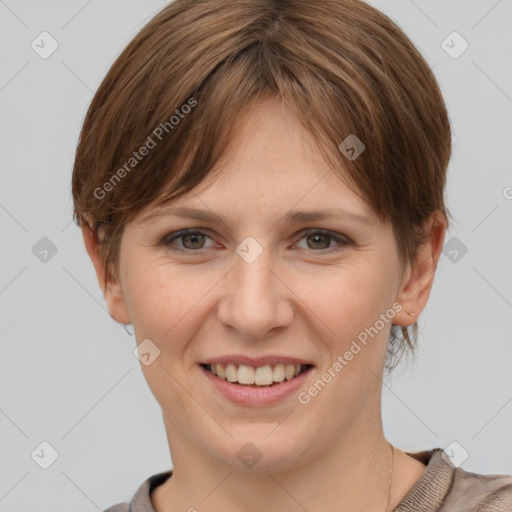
209, 423, 315, 473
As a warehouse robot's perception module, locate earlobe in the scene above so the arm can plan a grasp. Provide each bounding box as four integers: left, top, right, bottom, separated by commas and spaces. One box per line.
393, 212, 447, 327
80, 218, 131, 325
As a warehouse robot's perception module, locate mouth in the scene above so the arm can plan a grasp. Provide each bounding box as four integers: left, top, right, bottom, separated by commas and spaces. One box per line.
200, 362, 314, 388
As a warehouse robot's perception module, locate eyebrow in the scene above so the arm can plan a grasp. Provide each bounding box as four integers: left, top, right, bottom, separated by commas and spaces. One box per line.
139, 205, 373, 228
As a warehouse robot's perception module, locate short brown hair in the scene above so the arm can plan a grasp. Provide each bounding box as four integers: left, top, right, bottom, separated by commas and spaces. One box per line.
71, 0, 452, 372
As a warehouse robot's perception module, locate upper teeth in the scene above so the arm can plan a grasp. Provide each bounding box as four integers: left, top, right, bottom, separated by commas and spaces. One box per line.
208, 363, 306, 386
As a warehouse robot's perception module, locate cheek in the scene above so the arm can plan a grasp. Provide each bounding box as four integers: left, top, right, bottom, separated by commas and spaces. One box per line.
125, 258, 220, 348
124, 260, 209, 417
294, 264, 396, 423
297, 260, 393, 346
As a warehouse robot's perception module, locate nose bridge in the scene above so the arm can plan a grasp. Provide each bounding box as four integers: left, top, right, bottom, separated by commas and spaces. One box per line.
217, 239, 292, 338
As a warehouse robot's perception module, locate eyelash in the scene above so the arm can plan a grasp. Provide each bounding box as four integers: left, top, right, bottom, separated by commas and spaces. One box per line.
161, 228, 352, 254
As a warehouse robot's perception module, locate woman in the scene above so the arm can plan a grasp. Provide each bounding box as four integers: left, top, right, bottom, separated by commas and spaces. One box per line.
71, 0, 512, 510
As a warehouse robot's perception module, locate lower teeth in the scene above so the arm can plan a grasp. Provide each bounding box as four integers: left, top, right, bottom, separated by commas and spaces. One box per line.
236, 382, 279, 387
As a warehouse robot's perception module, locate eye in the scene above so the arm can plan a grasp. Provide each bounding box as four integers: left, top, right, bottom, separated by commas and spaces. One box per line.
294, 229, 351, 252
162, 229, 215, 252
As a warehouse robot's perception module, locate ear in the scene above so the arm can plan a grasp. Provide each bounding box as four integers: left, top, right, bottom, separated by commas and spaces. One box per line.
393, 211, 447, 326
80, 217, 131, 325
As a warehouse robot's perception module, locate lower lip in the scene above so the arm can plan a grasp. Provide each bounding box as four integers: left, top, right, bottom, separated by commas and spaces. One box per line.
199, 365, 314, 406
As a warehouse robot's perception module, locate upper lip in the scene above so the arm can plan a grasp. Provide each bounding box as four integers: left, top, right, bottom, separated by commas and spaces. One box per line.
200, 355, 315, 367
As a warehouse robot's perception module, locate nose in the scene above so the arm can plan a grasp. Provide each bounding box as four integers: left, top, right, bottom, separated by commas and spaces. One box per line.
216, 246, 294, 340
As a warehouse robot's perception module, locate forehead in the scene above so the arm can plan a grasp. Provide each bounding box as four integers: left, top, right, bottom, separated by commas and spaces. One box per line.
201, 100, 368, 204
138, 98, 378, 229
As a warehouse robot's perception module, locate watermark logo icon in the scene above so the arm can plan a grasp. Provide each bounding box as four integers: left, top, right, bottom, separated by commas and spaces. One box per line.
236, 237, 263, 264
338, 134, 365, 161
441, 441, 469, 468
32, 237, 58, 263
133, 338, 161, 366
236, 442, 262, 468
443, 236, 468, 263
31, 31, 59, 59
441, 31, 469, 59
31, 441, 59, 469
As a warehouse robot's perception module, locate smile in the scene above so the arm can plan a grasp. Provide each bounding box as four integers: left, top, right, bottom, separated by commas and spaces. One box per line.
201, 363, 313, 387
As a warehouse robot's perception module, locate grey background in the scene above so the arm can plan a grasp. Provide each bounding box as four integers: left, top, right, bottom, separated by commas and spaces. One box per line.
1, 0, 511, 510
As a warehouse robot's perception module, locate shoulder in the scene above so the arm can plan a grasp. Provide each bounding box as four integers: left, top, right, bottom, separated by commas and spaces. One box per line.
448, 465, 512, 512
396, 448, 512, 512
101, 470, 173, 512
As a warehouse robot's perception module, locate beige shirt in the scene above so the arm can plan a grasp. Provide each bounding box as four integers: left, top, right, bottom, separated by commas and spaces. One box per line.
103, 448, 512, 511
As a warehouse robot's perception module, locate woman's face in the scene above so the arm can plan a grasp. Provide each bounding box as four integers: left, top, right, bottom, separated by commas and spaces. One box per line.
101, 97, 422, 471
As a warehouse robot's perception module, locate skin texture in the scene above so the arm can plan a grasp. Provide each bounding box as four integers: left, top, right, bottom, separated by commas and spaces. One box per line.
82, 96, 446, 512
